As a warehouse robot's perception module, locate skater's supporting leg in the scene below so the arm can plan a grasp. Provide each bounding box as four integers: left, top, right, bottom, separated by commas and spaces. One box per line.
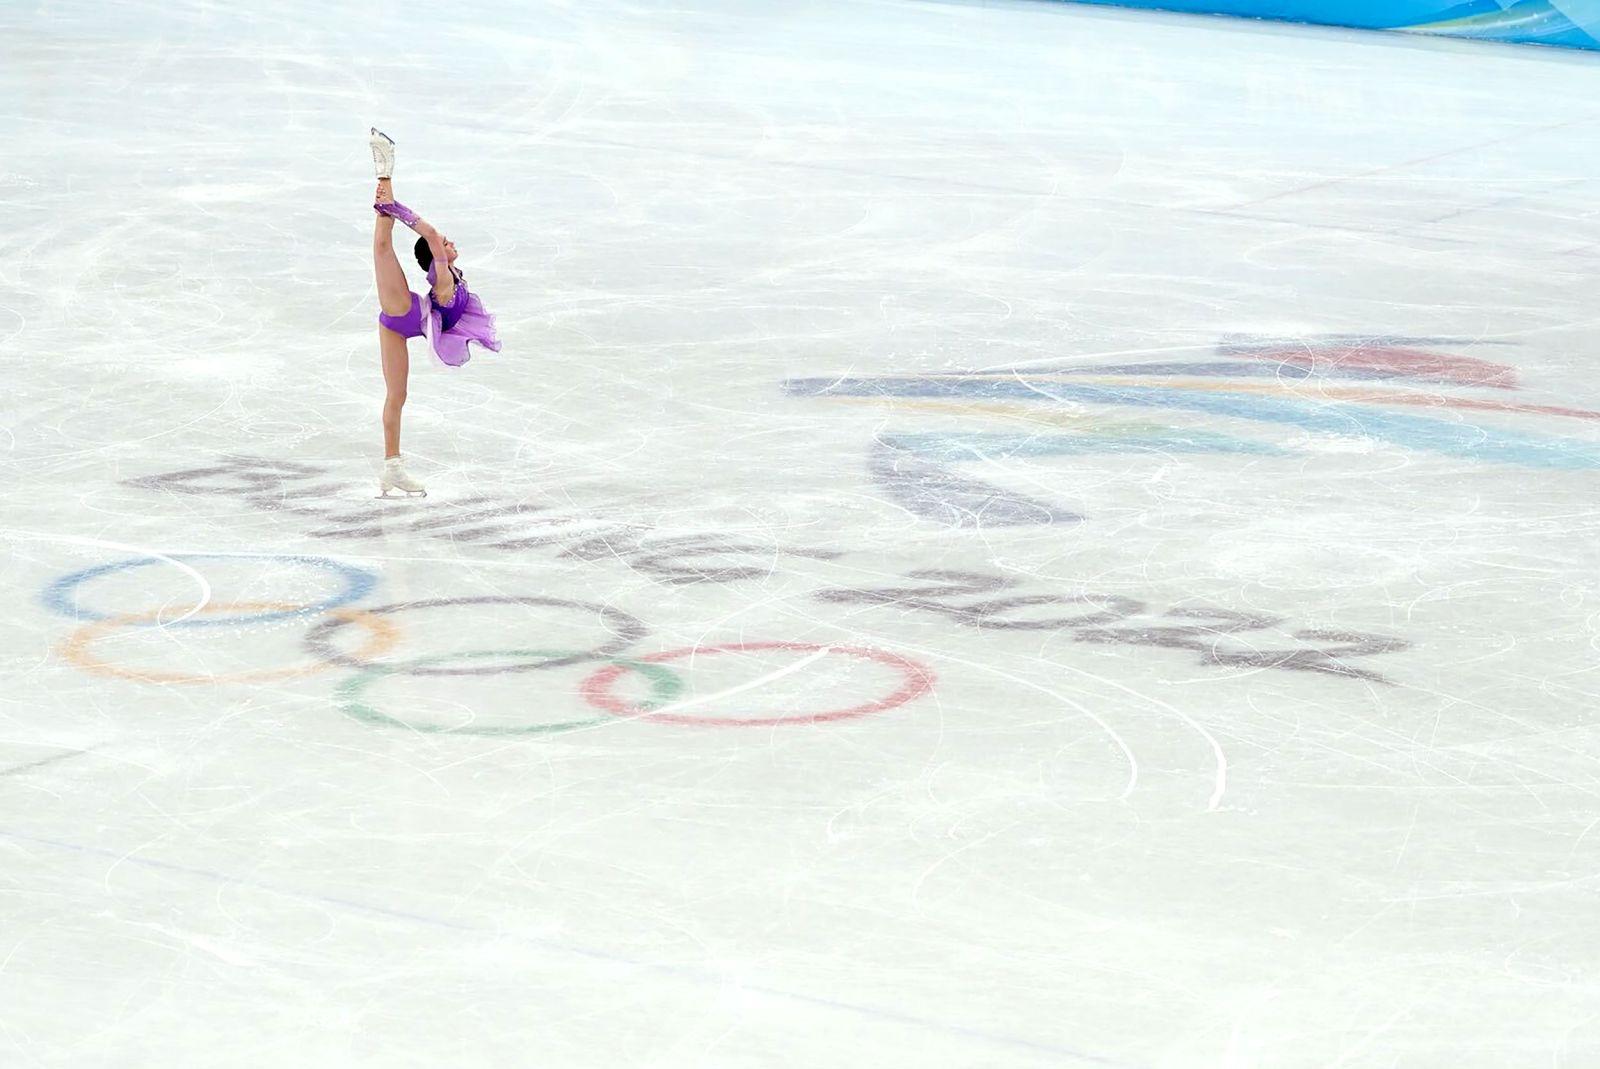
379, 325, 410, 459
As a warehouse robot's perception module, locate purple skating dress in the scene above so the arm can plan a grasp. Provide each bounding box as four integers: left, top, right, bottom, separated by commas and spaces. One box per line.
378, 265, 501, 368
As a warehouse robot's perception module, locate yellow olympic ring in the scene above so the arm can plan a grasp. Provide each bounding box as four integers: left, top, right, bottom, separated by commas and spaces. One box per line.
57, 601, 399, 685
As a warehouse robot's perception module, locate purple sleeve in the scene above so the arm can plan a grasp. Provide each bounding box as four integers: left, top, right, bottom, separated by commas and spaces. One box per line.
375, 199, 421, 228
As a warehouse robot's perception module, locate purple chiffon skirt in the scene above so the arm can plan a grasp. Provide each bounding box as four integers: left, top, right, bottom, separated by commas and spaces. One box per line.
378, 285, 501, 368
423, 284, 501, 368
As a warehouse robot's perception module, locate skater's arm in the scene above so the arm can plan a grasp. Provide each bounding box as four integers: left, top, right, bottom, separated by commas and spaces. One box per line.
413, 221, 450, 266
374, 181, 424, 231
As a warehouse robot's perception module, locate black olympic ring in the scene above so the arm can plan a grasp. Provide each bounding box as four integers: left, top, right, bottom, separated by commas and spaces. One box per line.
301, 595, 647, 676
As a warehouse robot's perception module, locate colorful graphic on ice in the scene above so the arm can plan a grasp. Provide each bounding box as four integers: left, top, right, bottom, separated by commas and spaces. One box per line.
784, 335, 1600, 529
1064, 0, 1600, 50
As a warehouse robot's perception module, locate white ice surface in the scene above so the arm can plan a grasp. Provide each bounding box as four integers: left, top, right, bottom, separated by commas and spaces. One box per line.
3, 1, 1600, 1066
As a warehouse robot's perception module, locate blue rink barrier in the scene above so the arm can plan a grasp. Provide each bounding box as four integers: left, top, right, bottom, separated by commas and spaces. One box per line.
1061, 0, 1600, 50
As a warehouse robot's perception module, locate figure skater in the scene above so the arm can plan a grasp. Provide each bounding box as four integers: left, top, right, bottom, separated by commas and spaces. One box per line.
368, 128, 501, 497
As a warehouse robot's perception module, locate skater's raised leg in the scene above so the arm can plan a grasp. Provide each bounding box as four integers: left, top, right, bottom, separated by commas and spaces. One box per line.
373, 180, 413, 319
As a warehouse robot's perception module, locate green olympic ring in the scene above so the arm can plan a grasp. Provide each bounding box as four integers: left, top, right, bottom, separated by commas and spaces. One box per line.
335, 648, 684, 736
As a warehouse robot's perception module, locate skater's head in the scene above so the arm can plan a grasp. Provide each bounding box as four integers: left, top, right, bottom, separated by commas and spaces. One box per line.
414, 235, 459, 272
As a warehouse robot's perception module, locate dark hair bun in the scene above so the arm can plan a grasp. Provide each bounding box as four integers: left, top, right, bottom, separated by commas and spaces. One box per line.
414, 236, 433, 271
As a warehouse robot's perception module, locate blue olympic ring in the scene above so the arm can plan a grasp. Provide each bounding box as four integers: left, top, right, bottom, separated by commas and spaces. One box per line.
41, 554, 379, 627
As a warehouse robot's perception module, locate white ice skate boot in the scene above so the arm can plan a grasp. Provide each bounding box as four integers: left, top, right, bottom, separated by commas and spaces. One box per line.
379, 455, 426, 498
369, 127, 396, 179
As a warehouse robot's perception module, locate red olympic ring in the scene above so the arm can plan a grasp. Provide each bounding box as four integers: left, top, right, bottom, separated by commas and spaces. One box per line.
578, 640, 935, 726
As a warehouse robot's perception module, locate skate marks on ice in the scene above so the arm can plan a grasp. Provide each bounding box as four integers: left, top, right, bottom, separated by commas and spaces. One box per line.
866, 438, 1082, 528
0, 824, 1134, 1069
0, 747, 98, 779
40, 552, 936, 734
122, 456, 842, 585
31, 450, 1416, 806
23, 449, 1414, 750
34, 543, 1408, 816
786, 335, 1600, 530
105, 455, 1414, 688
816, 569, 1409, 686
44, 551, 376, 626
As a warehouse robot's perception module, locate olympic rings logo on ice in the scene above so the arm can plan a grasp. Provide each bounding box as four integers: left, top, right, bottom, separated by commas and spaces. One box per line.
41, 554, 936, 733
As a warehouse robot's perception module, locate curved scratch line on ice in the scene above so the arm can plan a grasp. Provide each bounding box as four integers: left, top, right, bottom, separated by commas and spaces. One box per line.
639, 644, 834, 718
819, 616, 1140, 800
6, 530, 214, 625
969, 341, 1218, 375
960, 653, 1141, 800
926, 374, 1252, 804
529, 645, 840, 735
1064, 657, 1228, 811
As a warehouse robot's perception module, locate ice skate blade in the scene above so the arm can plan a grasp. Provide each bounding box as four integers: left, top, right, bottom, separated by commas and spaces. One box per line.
369, 127, 396, 179
377, 487, 426, 499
